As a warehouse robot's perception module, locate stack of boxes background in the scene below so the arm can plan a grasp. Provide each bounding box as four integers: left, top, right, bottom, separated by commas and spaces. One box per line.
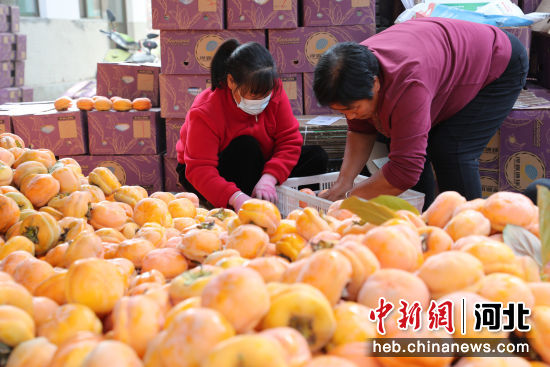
154, 0, 376, 190
66, 62, 166, 193
0, 5, 32, 105
476, 0, 550, 197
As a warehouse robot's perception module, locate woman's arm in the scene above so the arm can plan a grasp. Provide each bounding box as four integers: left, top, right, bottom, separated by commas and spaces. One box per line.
184, 109, 240, 208
320, 130, 377, 201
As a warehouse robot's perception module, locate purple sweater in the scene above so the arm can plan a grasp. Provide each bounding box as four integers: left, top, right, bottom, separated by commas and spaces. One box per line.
348, 18, 511, 190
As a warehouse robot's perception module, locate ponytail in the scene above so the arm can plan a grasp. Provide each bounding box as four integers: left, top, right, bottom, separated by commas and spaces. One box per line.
211, 39, 240, 91
210, 40, 278, 96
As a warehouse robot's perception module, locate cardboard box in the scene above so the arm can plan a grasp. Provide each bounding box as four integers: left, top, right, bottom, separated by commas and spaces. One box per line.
0, 87, 31, 104
9, 6, 19, 33
63, 154, 164, 194
21, 86, 32, 102
268, 25, 375, 73
159, 74, 211, 118
12, 61, 23, 87
0, 112, 12, 133
0, 33, 14, 61
0, 61, 12, 88
480, 169, 499, 198
500, 26, 531, 57
479, 130, 499, 171
0, 87, 21, 103
152, 0, 224, 30
303, 72, 332, 115
498, 85, 550, 192
226, 0, 298, 29
282, 74, 303, 116
96, 63, 161, 107
302, 0, 375, 26
15, 34, 26, 60
12, 107, 87, 155
87, 108, 165, 155
297, 114, 348, 159
0, 6, 19, 33
163, 155, 185, 192
522, 0, 542, 13
165, 119, 183, 159
160, 30, 265, 75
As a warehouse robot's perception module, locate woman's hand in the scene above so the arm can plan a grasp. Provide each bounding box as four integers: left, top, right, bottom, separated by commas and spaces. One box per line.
229, 191, 252, 212
318, 180, 354, 201
252, 173, 278, 203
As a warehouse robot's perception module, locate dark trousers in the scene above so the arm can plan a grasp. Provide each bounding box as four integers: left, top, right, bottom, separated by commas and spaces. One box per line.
176, 136, 328, 207
405, 31, 528, 210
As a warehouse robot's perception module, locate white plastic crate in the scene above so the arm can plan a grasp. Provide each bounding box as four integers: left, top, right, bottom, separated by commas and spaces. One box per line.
276, 172, 425, 217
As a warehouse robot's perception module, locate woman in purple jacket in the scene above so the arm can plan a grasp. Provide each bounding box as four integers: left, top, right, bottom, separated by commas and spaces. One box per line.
314, 18, 528, 209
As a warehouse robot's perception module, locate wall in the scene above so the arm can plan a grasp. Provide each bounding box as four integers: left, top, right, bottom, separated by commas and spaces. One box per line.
20, 17, 110, 101
126, 0, 154, 40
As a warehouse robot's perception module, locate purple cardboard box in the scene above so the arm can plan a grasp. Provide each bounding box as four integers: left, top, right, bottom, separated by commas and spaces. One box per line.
62, 154, 164, 194
87, 108, 164, 155
20, 86, 32, 102
152, 0, 224, 30
159, 74, 211, 118
9, 6, 19, 33
0, 34, 14, 61
13, 107, 88, 155
163, 155, 184, 192
480, 169, 499, 198
479, 130, 499, 171
0, 87, 20, 103
0, 6, 7, 33
226, 0, 298, 29
303, 72, 332, 115
269, 25, 375, 73
160, 30, 265, 75
96, 63, 161, 107
0, 61, 24, 88
0, 113, 12, 133
15, 34, 26, 60
281, 73, 303, 116
12, 61, 23, 87
302, 0, 375, 26
500, 27, 531, 57
498, 85, 550, 193
0, 6, 18, 33
166, 119, 183, 158
522, 0, 542, 13
0, 62, 12, 88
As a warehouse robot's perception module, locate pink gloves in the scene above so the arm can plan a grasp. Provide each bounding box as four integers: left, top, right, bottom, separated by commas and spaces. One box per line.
229, 191, 251, 212
252, 173, 278, 203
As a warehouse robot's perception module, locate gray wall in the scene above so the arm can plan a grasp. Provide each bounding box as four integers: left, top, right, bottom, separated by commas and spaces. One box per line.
21, 16, 110, 101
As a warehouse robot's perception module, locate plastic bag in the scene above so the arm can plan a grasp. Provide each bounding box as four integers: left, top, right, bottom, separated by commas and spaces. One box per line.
396, 3, 534, 26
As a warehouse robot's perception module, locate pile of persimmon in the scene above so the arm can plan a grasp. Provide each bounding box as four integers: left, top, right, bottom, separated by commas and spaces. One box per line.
0, 131, 548, 367
54, 96, 152, 112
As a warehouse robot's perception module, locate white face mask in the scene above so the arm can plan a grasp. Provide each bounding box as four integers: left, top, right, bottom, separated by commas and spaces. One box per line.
236, 91, 272, 116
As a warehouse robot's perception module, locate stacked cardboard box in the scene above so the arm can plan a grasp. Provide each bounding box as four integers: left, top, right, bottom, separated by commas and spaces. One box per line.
0, 5, 32, 104
153, 0, 376, 191
0, 102, 87, 156
497, 84, 550, 194
57, 106, 166, 194
92, 45, 166, 192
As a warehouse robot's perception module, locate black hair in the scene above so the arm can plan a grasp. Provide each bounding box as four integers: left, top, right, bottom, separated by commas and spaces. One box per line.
313, 42, 380, 107
210, 39, 278, 96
